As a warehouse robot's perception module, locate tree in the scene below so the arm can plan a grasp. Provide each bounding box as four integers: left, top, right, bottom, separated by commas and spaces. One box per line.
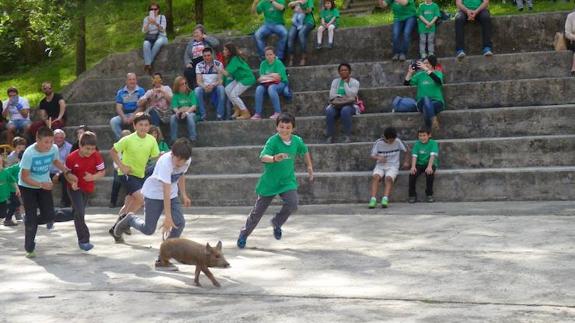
75, 0, 86, 76
195, 0, 204, 25
165, 0, 174, 36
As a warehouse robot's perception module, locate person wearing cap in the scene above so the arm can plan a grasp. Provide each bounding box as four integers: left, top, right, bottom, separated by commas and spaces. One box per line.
2, 87, 31, 145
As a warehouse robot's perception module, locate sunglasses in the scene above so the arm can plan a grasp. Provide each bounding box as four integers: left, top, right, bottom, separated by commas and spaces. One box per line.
150, 7, 159, 11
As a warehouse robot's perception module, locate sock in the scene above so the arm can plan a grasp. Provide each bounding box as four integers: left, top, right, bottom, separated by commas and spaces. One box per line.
382, 196, 388, 200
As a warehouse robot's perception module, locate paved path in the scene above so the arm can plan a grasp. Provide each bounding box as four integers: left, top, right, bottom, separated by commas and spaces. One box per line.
1, 202, 574, 322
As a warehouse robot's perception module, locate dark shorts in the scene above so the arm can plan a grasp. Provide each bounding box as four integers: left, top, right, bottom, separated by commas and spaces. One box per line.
119, 175, 145, 195
568, 40, 575, 52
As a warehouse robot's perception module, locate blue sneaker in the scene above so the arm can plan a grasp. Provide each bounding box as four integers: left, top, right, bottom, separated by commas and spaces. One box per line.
46, 222, 54, 231
79, 242, 94, 251
273, 226, 282, 240
456, 50, 466, 60
237, 235, 247, 249
483, 47, 493, 56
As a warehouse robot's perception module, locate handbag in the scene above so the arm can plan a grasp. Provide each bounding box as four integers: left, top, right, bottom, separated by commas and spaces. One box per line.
144, 15, 163, 44
329, 96, 356, 108
554, 32, 567, 51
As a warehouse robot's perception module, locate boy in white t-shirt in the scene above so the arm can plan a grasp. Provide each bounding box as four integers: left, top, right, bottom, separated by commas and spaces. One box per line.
368, 127, 411, 209
112, 138, 192, 270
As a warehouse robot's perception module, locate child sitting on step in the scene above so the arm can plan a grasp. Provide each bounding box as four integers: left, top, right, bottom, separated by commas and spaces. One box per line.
317, 0, 340, 49
290, 0, 306, 31
408, 127, 439, 203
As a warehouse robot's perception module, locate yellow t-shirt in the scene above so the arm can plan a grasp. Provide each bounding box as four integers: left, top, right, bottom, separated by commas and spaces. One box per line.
113, 132, 160, 178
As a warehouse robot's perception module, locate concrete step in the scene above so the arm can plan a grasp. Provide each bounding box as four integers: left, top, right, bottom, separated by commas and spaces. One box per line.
340, 7, 374, 16
67, 12, 567, 81
96, 135, 575, 176
51, 166, 575, 207
65, 76, 575, 125
65, 51, 573, 104
65, 105, 575, 148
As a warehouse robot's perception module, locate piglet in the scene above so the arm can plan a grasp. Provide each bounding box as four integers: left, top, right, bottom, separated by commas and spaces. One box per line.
158, 238, 230, 287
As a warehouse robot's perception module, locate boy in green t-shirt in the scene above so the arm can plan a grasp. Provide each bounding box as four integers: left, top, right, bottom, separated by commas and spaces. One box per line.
417, 0, 440, 58
237, 113, 313, 249
0, 158, 20, 226
408, 128, 439, 203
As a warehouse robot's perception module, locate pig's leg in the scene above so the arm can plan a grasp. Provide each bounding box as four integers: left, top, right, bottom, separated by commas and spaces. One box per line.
201, 266, 221, 288
194, 265, 202, 287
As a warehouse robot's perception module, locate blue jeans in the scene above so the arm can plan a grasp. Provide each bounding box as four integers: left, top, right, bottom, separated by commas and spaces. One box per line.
170, 113, 197, 142
143, 35, 168, 65
325, 105, 356, 137
392, 17, 417, 55
110, 113, 133, 140
255, 82, 286, 115
194, 85, 226, 119
129, 197, 185, 239
148, 108, 171, 127
254, 23, 288, 59
287, 23, 314, 54
417, 97, 444, 128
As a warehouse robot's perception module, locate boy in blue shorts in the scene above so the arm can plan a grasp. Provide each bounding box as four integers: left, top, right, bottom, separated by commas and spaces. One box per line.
237, 113, 314, 249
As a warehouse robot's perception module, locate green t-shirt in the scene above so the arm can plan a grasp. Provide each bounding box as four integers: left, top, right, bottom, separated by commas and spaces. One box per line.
113, 132, 160, 178
301, 0, 315, 25
320, 8, 340, 26
463, 0, 483, 10
158, 140, 170, 153
255, 133, 309, 196
257, 0, 286, 25
259, 58, 288, 83
337, 79, 346, 96
412, 139, 439, 167
0, 164, 19, 202
385, 0, 417, 22
410, 70, 445, 104
417, 2, 440, 33
226, 56, 256, 87
171, 91, 198, 110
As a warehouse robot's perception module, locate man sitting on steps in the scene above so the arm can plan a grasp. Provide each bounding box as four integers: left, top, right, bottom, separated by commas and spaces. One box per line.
454, 0, 493, 60
110, 73, 146, 140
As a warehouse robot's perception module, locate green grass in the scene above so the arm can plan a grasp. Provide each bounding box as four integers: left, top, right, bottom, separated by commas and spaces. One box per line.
0, 0, 572, 106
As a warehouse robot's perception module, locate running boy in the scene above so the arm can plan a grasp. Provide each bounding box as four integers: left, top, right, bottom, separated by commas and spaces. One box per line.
368, 127, 410, 209
66, 131, 106, 251
19, 127, 78, 258
108, 112, 160, 239
417, 0, 441, 58
0, 157, 20, 226
408, 128, 439, 203
237, 113, 313, 249
112, 139, 192, 267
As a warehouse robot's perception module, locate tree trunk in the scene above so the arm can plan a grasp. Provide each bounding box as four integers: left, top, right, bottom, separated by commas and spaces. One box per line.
75, 0, 86, 76
165, 0, 174, 36
195, 0, 204, 25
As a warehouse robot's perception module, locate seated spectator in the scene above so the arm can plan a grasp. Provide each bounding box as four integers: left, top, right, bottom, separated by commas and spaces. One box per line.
2, 87, 31, 145
408, 127, 439, 203
417, 0, 441, 58
379, 0, 417, 61
194, 47, 226, 121
170, 76, 198, 143
110, 73, 146, 140
325, 63, 360, 144
252, 0, 288, 61
142, 2, 168, 74
138, 73, 173, 127
222, 43, 257, 120
183, 25, 220, 89
149, 125, 169, 154
317, 0, 339, 50
6, 137, 27, 167
402, 55, 444, 131
565, 10, 575, 76
50, 129, 73, 208
454, 0, 493, 59
287, 0, 315, 66
516, 0, 532, 11
28, 82, 67, 138
252, 46, 288, 120
71, 125, 89, 152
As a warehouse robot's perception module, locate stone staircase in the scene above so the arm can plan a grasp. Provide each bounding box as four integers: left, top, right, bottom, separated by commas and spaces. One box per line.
59, 12, 575, 206
340, 0, 378, 16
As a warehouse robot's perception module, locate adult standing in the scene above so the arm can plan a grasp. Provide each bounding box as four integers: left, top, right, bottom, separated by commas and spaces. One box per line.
378, 0, 417, 62
454, 0, 493, 59
110, 73, 146, 140
325, 63, 360, 144
252, 0, 288, 61
194, 47, 226, 121
564, 10, 575, 76
142, 2, 168, 74
28, 82, 67, 138
2, 87, 31, 146
287, 0, 315, 66
138, 73, 173, 127
222, 43, 257, 120
183, 25, 220, 89
252, 46, 289, 120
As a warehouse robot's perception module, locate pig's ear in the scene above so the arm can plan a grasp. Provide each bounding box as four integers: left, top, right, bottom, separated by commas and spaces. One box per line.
216, 241, 222, 250
206, 242, 212, 252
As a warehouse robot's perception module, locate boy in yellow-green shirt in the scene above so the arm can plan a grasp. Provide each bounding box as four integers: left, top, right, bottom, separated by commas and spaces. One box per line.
237, 113, 313, 249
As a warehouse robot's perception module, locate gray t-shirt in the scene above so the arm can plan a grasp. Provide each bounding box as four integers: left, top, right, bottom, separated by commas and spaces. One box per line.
371, 138, 406, 169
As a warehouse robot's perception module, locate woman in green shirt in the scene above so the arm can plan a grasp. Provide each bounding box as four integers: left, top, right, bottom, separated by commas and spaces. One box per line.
222, 43, 256, 120
378, 0, 417, 61
252, 46, 289, 120
170, 76, 198, 142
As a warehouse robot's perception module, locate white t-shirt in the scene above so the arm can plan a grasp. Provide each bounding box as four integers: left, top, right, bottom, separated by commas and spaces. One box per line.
371, 138, 406, 169
141, 152, 191, 200
3, 96, 30, 121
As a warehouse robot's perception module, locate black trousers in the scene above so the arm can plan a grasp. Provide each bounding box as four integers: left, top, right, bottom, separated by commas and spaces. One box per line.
50, 172, 71, 207
21, 186, 55, 253
110, 170, 122, 206
4, 192, 21, 221
455, 9, 492, 51
409, 165, 436, 197
68, 188, 90, 244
